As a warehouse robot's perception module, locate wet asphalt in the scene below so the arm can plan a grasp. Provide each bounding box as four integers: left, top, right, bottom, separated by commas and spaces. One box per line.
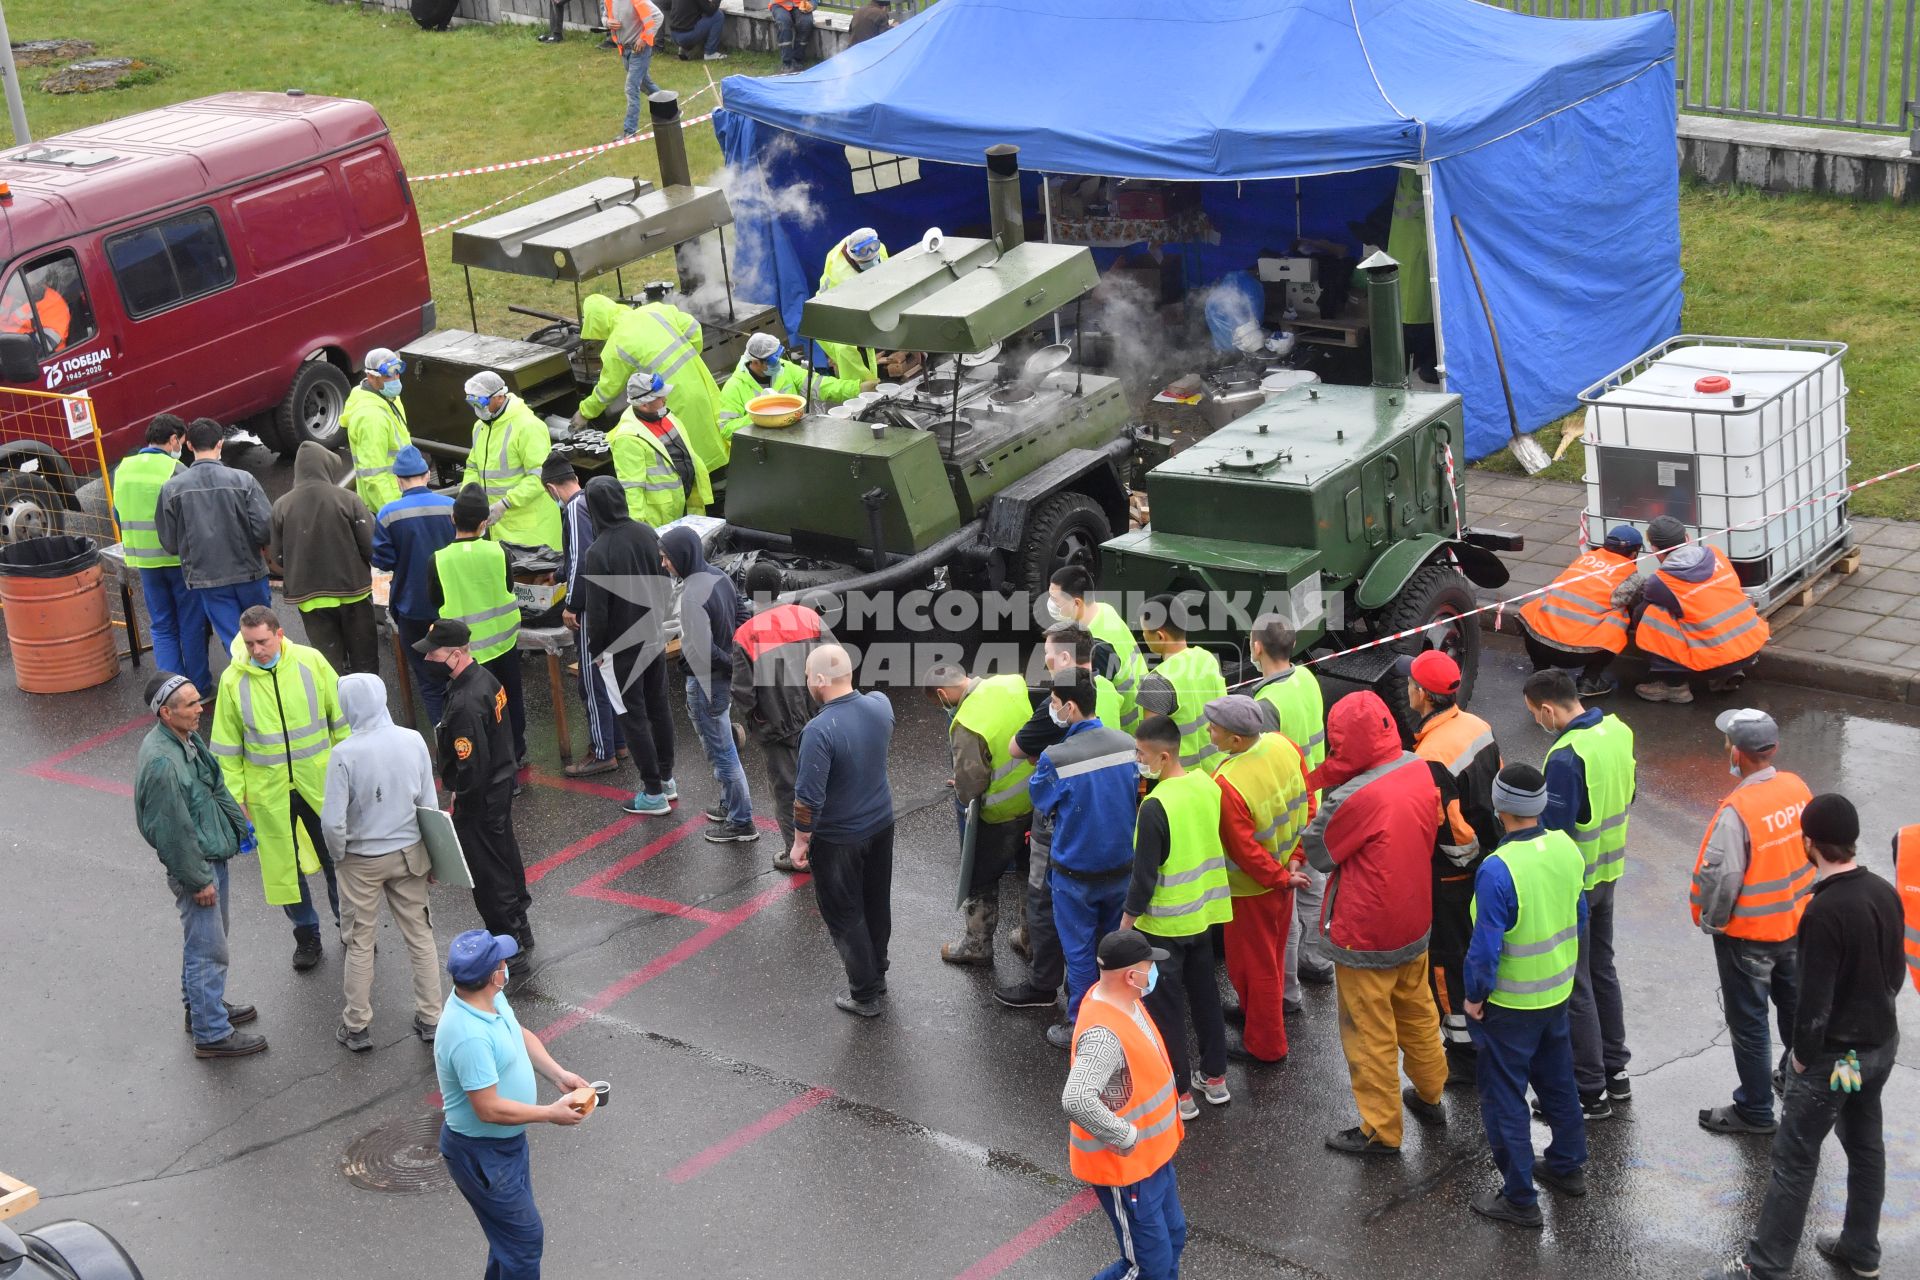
2, 444, 1917, 1279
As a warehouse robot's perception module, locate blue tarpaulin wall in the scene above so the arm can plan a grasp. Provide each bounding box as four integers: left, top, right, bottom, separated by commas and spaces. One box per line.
716, 0, 1681, 460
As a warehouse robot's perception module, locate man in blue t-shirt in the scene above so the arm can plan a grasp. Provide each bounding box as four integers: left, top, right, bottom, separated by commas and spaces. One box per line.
435, 930, 592, 1279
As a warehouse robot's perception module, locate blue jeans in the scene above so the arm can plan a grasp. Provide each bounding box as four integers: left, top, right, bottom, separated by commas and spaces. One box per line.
195, 577, 272, 654
440, 1127, 544, 1280
621, 46, 659, 136
281, 790, 341, 932
1093, 1160, 1187, 1280
1469, 1001, 1587, 1207
173, 860, 233, 1045
140, 564, 212, 691
1713, 933, 1798, 1125
1050, 867, 1128, 1020
669, 10, 724, 55
686, 675, 752, 825
770, 4, 813, 67
1743, 1036, 1895, 1279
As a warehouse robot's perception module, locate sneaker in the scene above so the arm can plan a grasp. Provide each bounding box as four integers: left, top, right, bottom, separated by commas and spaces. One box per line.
184, 1001, 256, 1034
772, 848, 803, 873
1297, 966, 1335, 986
1699, 1258, 1753, 1280
336, 1023, 373, 1053
1607, 1070, 1632, 1101
992, 981, 1057, 1009
1044, 1022, 1073, 1050
1470, 1188, 1542, 1228
703, 50, 728, 61
702, 803, 728, 823
623, 791, 672, 817
1177, 1094, 1201, 1121
1325, 1125, 1397, 1156
1224, 1027, 1283, 1065
704, 821, 761, 844
662, 777, 678, 800
291, 926, 322, 971
1008, 925, 1030, 961
1576, 674, 1619, 698
194, 1031, 268, 1059
564, 755, 619, 778
1532, 1094, 1612, 1121
1402, 1085, 1446, 1125
1813, 1232, 1879, 1277
1534, 1164, 1588, 1197
1634, 680, 1694, 704
1190, 1072, 1231, 1105
834, 993, 882, 1019
413, 1017, 437, 1043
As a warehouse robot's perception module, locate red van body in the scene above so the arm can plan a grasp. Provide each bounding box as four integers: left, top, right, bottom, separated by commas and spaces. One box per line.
0, 90, 433, 517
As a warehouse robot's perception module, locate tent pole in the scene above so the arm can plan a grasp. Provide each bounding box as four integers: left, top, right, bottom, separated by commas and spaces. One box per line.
1416, 162, 1447, 389
1042, 173, 1061, 346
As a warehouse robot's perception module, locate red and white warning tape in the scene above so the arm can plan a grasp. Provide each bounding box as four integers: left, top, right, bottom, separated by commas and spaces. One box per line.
408, 96, 716, 184
421, 154, 598, 238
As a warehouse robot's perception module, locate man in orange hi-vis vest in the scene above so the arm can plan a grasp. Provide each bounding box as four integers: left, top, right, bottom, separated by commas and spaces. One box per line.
1063, 929, 1187, 1280
1690, 709, 1811, 1138
1630, 516, 1768, 705
1517, 524, 1641, 698
1896, 825, 1920, 994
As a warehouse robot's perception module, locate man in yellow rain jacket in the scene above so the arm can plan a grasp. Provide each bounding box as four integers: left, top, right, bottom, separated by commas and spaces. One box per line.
341, 347, 413, 516
572, 293, 727, 475
609, 373, 712, 526
210, 604, 349, 972
816, 228, 894, 386
715, 332, 870, 445
462, 371, 563, 553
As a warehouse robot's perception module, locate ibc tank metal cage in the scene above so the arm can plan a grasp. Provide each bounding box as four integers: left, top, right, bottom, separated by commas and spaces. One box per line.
1578, 335, 1850, 613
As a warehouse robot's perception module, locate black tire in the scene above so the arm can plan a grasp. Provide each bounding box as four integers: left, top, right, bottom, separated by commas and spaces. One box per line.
24, 1219, 146, 1280
1376, 562, 1481, 745
266, 359, 352, 456
1014, 491, 1110, 593
0, 468, 68, 543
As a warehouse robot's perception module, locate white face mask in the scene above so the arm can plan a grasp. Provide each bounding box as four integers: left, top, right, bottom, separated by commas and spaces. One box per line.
1046, 597, 1073, 623
1048, 701, 1069, 727
1137, 760, 1160, 780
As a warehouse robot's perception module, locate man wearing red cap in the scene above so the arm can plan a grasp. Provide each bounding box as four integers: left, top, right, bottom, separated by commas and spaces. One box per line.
1397, 649, 1502, 1081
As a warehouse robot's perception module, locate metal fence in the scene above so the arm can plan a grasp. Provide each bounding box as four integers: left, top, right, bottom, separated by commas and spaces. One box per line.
1491, 0, 1918, 137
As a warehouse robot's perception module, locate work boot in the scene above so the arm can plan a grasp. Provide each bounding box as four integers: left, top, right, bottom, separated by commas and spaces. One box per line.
1044, 1022, 1073, 1051
1402, 1086, 1447, 1125
564, 755, 619, 778
291, 925, 323, 972
992, 980, 1057, 1009
1008, 924, 1030, 961
1534, 1164, 1588, 1197
336, 1023, 372, 1053
1813, 1233, 1880, 1277
184, 1001, 256, 1034
194, 1031, 268, 1059
1634, 680, 1694, 704
939, 894, 998, 966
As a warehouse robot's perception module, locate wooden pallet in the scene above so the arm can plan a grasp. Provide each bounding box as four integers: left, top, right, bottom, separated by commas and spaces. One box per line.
1786, 544, 1863, 610
0, 1171, 39, 1221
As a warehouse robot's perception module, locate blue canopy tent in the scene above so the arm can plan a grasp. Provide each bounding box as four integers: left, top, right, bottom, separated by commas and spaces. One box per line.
715, 0, 1680, 460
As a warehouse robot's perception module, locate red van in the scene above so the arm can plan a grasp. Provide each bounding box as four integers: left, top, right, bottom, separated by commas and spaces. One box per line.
0, 90, 433, 539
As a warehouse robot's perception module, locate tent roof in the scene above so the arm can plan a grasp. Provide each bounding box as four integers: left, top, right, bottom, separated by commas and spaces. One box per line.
720, 0, 1674, 180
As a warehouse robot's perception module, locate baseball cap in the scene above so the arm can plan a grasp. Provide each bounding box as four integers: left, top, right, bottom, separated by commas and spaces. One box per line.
1603, 524, 1644, 553
1394, 650, 1461, 696
447, 929, 519, 985
1097, 928, 1170, 971
1715, 707, 1779, 754
392, 444, 429, 478
412, 617, 472, 654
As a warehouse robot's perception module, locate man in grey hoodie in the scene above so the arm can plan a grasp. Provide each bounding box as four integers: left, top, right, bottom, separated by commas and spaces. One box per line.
322, 673, 443, 1051
272, 441, 377, 677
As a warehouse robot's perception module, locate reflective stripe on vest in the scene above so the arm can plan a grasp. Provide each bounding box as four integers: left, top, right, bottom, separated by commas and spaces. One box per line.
1157, 646, 1227, 774
1690, 771, 1814, 942
1638, 548, 1770, 669
232, 660, 334, 770
1065, 997, 1183, 1185
1898, 825, 1920, 995
1416, 707, 1495, 779
1518, 550, 1636, 654
1554, 713, 1636, 888
1215, 734, 1311, 897
1475, 830, 1585, 1010
472, 417, 523, 497
113, 450, 182, 568
436, 538, 521, 664
1136, 770, 1233, 936
379, 502, 453, 528
1086, 602, 1148, 732
953, 675, 1036, 823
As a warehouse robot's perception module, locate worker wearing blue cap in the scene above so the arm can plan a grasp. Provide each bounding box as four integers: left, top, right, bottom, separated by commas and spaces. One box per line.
1516, 524, 1644, 698
435, 929, 592, 1280
372, 444, 458, 723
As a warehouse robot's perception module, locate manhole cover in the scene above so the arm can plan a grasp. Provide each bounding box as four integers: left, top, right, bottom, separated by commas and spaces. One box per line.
341, 1112, 452, 1194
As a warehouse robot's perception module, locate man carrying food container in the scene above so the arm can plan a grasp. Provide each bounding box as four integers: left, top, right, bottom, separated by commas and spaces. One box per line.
715, 332, 872, 448
436, 928, 594, 1280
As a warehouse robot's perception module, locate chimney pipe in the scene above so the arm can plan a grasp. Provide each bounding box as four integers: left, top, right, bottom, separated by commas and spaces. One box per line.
985, 144, 1025, 254
648, 91, 692, 189
1357, 249, 1407, 391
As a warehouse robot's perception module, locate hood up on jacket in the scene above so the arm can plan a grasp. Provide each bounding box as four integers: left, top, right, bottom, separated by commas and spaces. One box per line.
585, 473, 631, 534
580, 293, 622, 344
338, 672, 393, 734
294, 440, 350, 488
1659, 543, 1716, 582
661, 525, 709, 579
1312, 689, 1404, 793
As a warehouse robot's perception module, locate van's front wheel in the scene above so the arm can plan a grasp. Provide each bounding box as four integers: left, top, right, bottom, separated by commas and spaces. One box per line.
266, 359, 351, 456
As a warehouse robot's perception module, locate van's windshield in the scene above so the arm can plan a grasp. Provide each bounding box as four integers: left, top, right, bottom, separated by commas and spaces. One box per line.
1, 252, 94, 357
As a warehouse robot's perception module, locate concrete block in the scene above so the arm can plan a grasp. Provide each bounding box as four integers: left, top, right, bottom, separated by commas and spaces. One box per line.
1862, 522, 1920, 550
1862, 615, 1917, 644
1856, 568, 1920, 596
1834, 634, 1912, 665
1797, 606, 1883, 637
1769, 625, 1852, 655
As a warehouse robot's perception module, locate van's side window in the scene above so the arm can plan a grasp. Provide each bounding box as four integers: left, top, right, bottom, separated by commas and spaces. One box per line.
0, 251, 95, 356
105, 208, 236, 319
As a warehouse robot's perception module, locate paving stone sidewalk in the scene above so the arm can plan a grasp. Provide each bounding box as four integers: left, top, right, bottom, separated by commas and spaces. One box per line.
1467, 473, 1920, 703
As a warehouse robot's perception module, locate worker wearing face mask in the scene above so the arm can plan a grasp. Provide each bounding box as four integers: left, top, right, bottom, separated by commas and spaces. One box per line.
608, 373, 712, 527
115, 413, 212, 695
461, 371, 563, 554
571, 294, 728, 475
715, 333, 870, 441
1048, 565, 1145, 732
816, 228, 895, 387
342, 348, 414, 517
925, 662, 1036, 968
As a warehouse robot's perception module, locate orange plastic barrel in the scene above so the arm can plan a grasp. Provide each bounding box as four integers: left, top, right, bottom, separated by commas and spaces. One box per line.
0, 535, 120, 694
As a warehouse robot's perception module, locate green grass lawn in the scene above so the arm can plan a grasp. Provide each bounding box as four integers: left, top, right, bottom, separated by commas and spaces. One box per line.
6, 0, 781, 335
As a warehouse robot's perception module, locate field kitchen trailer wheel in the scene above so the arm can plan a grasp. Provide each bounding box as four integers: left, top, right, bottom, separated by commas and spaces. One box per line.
267, 359, 352, 456
1015, 492, 1110, 594
22, 1219, 146, 1280
1375, 563, 1481, 744
0, 469, 66, 544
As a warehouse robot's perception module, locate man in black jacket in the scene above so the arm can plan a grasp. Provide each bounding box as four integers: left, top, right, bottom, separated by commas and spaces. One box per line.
666, 0, 726, 60
662, 526, 756, 843
580, 475, 677, 817
1704, 794, 1903, 1280
271, 442, 377, 676
418, 619, 533, 956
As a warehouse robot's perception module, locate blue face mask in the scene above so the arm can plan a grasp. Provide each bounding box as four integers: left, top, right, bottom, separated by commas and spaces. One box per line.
256, 652, 279, 670
1137, 963, 1159, 996
379, 378, 403, 399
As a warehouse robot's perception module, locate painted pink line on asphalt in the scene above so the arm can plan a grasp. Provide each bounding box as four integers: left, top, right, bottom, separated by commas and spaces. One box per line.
24, 713, 148, 771
25, 765, 133, 797
527, 768, 636, 801
533, 874, 809, 1043
664, 1087, 834, 1184
952, 1190, 1101, 1280
523, 814, 643, 885
574, 888, 728, 924
568, 817, 708, 894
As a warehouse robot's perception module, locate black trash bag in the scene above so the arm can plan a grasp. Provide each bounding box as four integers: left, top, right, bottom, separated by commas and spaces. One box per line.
0, 534, 98, 579
411, 0, 462, 31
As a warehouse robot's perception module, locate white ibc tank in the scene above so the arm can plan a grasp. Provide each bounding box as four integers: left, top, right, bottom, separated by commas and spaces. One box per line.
1580, 337, 1849, 604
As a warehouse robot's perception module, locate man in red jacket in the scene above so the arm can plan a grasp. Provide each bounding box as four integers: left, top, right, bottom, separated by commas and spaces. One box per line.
1303, 690, 1452, 1155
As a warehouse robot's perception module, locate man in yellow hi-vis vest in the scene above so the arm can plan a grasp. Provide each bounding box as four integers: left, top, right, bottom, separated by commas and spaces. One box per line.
114, 414, 211, 692
210, 604, 349, 972
433, 486, 528, 768
928, 662, 1036, 966
461, 371, 563, 554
